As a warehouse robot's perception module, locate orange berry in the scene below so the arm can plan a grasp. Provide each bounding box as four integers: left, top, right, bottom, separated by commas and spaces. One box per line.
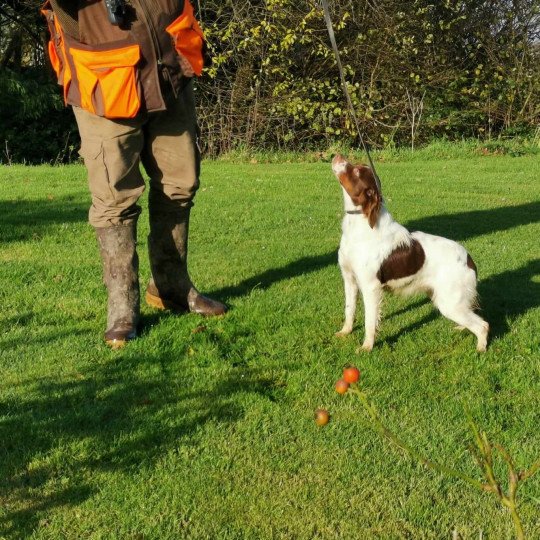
335, 379, 349, 394
315, 408, 330, 426
343, 366, 360, 384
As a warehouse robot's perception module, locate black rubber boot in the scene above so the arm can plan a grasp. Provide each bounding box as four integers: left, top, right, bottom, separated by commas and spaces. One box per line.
146, 208, 227, 316
95, 223, 140, 348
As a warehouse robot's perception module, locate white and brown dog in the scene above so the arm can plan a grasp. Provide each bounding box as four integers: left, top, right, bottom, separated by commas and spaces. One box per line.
332, 154, 489, 352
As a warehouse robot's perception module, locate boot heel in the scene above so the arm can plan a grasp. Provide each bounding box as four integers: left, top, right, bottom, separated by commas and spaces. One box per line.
105, 338, 128, 350
145, 290, 167, 310
145, 289, 187, 312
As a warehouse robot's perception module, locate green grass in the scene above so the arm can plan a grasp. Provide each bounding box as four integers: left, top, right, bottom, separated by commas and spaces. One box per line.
1, 153, 539, 539
216, 137, 540, 164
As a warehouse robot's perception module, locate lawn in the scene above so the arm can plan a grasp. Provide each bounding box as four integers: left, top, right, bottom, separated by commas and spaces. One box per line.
0, 154, 539, 539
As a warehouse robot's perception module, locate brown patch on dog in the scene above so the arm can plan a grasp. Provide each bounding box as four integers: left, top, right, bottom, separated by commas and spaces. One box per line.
336, 161, 381, 228
466, 253, 477, 276
362, 182, 382, 228
377, 239, 426, 284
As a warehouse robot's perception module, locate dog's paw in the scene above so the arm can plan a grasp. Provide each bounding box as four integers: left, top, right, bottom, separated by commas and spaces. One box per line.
476, 333, 488, 352
360, 340, 374, 352
335, 325, 353, 337
476, 322, 489, 352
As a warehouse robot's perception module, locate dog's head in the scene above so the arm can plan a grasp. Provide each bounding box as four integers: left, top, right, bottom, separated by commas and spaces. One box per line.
331, 154, 382, 228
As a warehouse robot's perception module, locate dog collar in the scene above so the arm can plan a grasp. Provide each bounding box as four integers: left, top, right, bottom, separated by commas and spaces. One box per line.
346, 210, 362, 214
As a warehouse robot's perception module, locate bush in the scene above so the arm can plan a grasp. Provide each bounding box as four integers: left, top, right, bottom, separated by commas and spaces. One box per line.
0, 68, 78, 164
1, 0, 539, 163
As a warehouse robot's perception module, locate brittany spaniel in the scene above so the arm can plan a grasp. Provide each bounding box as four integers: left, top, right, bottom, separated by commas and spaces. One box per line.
332, 154, 489, 352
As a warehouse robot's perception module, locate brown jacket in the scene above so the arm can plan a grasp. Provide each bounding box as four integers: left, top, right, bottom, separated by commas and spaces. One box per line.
42, 0, 205, 118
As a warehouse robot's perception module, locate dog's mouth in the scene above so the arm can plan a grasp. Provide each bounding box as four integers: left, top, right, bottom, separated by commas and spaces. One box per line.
331, 154, 350, 179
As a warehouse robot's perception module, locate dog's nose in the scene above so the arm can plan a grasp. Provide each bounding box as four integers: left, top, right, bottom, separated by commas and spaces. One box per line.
332, 154, 344, 166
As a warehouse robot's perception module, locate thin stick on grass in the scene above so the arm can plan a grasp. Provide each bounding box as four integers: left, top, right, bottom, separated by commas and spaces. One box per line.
347, 385, 539, 540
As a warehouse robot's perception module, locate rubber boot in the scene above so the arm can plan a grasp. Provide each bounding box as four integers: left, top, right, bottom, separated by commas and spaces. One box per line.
95, 223, 140, 348
145, 209, 227, 316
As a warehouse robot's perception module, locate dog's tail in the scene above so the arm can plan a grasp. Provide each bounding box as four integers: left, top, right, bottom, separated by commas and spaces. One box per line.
465, 254, 481, 311
466, 253, 478, 277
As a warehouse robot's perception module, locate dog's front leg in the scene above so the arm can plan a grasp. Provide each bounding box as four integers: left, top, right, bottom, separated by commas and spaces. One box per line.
360, 281, 382, 351
335, 264, 358, 336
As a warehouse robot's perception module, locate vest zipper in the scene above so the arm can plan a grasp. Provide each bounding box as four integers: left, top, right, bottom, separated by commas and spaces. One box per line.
138, 0, 180, 99
135, 0, 163, 65
132, 0, 175, 107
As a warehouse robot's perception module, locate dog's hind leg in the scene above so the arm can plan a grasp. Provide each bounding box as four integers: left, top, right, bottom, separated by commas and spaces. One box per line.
437, 302, 489, 352
360, 281, 382, 351
336, 265, 358, 336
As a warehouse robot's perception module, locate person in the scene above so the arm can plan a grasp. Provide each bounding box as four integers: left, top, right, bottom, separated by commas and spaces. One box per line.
42, 0, 227, 349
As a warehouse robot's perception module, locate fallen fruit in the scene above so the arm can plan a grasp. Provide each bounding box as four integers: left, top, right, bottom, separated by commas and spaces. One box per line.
343, 366, 360, 384
315, 408, 330, 426
335, 379, 350, 394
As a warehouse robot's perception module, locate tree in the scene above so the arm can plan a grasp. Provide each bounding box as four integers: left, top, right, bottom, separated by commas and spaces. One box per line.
1, 0, 539, 163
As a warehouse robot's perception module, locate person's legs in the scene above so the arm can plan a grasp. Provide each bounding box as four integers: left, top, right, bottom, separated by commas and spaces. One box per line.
141, 82, 200, 216
73, 106, 146, 346
141, 83, 226, 316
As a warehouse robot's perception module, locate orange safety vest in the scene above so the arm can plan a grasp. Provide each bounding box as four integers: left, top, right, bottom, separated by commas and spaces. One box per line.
42, 0, 205, 119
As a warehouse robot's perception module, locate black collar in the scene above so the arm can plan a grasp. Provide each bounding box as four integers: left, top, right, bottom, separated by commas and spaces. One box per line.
346, 210, 362, 214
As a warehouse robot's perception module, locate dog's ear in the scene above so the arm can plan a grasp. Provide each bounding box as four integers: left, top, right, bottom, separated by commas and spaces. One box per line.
363, 187, 381, 228
358, 167, 381, 228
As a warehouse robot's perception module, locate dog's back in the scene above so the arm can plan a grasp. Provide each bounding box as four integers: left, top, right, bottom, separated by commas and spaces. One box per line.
395, 231, 477, 308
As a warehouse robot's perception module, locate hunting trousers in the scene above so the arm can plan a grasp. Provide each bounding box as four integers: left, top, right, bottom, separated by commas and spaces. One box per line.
74, 81, 200, 228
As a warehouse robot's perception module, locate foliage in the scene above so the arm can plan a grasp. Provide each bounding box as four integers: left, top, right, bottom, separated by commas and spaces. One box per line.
334, 371, 540, 539
198, 0, 540, 154
1, 0, 539, 161
0, 68, 78, 164
211, 137, 540, 163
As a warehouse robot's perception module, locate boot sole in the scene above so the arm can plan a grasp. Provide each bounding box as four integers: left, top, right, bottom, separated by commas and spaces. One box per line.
105, 338, 128, 350
105, 331, 137, 349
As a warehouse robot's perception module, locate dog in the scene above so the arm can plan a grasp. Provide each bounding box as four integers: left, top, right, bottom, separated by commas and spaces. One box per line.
332, 154, 489, 352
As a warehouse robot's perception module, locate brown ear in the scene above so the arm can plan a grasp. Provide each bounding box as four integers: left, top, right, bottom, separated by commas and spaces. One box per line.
363, 187, 381, 228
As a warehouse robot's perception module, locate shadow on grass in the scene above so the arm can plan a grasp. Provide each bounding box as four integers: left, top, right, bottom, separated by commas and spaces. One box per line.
0, 197, 88, 243
210, 201, 539, 302
3, 486, 93, 537
383, 310, 440, 347
405, 201, 540, 242
0, 343, 285, 537
0, 327, 91, 352
211, 251, 338, 300
208, 201, 539, 346
1, 195, 538, 535
479, 258, 540, 340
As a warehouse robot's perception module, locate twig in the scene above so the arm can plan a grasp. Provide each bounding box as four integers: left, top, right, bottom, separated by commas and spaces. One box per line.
347, 385, 538, 539
350, 387, 486, 490
4, 140, 12, 166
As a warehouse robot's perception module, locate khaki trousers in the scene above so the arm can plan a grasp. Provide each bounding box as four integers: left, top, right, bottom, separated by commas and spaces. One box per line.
74, 82, 200, 228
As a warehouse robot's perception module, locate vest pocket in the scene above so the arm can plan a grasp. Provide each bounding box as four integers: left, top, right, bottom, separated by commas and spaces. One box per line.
166, 0, 205, 77
70, 44, 141, 119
